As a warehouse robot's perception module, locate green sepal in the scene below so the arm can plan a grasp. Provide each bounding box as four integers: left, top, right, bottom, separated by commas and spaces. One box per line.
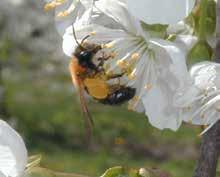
191, 0, 216, 38
141, 22, 168, 39
187, 40, 213, 66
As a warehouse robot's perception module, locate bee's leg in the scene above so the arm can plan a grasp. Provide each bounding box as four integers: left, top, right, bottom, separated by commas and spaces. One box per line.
106, 73, 125, 80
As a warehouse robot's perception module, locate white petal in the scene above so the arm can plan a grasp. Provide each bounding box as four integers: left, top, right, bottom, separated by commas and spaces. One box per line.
95, 0, 143, 35
142, 84, 182, 131
0, 120, 27, 177
139, 39, 191, 130
149, 38, 190, 85
175, 61, 220, 127
190, 61, 218, 90
62, 34, 78, 57
127, 0, 196, 25
174, 35, 197, 55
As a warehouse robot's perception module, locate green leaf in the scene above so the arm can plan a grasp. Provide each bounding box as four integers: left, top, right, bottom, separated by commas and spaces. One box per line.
141, 22, 168, 39
187, 40, 213, 66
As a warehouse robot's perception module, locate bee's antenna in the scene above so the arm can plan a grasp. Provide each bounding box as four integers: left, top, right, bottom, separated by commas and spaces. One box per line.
72, 24, 83, 48
72, 25, 91, 50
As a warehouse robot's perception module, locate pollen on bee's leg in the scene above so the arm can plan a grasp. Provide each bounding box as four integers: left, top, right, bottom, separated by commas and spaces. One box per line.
44, 0, 66, 11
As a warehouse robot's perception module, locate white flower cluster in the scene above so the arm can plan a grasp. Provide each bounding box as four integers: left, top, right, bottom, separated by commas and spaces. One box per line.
44, 0, 219, 133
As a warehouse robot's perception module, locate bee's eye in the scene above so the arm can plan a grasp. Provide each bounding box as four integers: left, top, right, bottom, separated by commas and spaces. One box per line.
79, 51, 92, 60
77, 51, 95, 68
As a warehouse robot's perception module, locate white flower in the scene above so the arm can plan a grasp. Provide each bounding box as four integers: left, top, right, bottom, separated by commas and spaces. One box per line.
175, 61, 220, 134
61, 0, 192, 131
0, 120, 27, 177
127, 0, 196, 25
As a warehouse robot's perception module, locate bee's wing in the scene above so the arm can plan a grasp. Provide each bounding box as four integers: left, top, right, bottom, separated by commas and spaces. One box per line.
69, 57, 94, 140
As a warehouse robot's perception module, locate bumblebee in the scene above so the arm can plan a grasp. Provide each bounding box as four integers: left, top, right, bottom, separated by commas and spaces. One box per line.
69, 27, 135, 138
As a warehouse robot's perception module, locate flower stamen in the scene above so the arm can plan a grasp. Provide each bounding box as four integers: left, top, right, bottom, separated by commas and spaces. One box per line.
56, 0, 80, 18
144, 83, 152, 91
57, 11, 69, 18
128, 96, 139, 111
44, 0, 66, 11
103, 41, 116, 49
131, 53, 139, 61
128, 71, 136, 80
117, 60, 128, 69
90, 31, 96, 36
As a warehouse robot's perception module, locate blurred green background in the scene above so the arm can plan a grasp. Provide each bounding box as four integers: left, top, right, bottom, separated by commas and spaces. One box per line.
0, 1, 210, 177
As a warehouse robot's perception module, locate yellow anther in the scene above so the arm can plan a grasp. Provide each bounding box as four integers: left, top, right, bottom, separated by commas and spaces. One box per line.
90, 31, 96, 35
128, 96, 139, 111
128, 70, 136, 80
144, 83, 152, 91
57, 11, 69, 18
128, 73, 136, 80
116, 60, 127, 69
131, 53, 139, 61
44, 0, 66, 11
103, 41, 115, 49
133, 96, 139, 101
128, 105, 134, 111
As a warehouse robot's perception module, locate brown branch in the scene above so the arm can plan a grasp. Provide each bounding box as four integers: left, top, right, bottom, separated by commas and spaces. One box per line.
193, 1, 220, 177
193, 122, 220, 177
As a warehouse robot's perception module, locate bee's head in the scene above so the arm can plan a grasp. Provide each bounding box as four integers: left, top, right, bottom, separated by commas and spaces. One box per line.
76, 50, 93, 68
